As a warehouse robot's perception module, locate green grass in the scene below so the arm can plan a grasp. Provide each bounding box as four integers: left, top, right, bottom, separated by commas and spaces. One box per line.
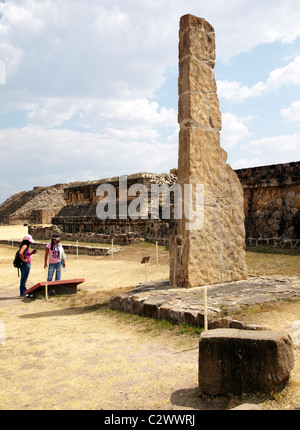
93, 305, 205, 338
94, 246, 300, 336
246, 246, 300, 277
35, 244, 299, 338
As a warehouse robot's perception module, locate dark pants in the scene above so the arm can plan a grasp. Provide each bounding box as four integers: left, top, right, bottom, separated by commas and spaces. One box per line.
20, 263, 31, 296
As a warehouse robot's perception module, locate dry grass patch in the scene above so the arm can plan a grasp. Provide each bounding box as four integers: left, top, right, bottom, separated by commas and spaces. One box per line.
1, 226, 300, 410
246, 247, 300, 277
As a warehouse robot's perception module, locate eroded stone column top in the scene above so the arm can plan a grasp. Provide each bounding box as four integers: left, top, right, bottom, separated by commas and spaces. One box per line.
179, 14, 215, 69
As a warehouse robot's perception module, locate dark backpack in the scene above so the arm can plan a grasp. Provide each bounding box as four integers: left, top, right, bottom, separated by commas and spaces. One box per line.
13, 246, 28, 276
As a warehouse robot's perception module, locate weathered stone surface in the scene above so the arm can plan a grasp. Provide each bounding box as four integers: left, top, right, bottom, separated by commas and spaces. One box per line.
198, 329, 295, 395
245, 324, 267, 331
231, 403, 261, 410
108, 277, 300, 329
182, 309, 199, 325
179, 15, 215, 64
230, 320, 247, 330
170, 14, 247, 288
179, 57, 217, 94
0, 184, 65, 225
208, 317, 232, 329
236, 162, 300, 247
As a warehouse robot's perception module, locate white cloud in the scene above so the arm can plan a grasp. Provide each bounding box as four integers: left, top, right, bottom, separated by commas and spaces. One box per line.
0, 125, 178, 202
221, 113, 252, 149
0, 59, 5, 84
210, 0, 300, 59
104, 99, 177, 125
27, 98, 80, 128
281, 100, 300, 123
1, 0, 300, 95
240, 133, 300, 166
218, 56, 300, 103
0, 0, 177, 97
217, 80, 265, 103
0, 178, 14, 202
79, 98, 177, 130
265, 56, 300, 90
232, 132, 300, 169
231, 158, 259, 170
1, 0, 300, 203
106, 126, 160, 142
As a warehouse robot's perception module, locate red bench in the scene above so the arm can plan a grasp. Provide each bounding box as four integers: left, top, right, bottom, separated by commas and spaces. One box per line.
26, 279, 85, 297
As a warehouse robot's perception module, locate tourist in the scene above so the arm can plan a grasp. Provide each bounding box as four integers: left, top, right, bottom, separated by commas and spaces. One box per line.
19, 234, 37, 297
44, 233, 66, 282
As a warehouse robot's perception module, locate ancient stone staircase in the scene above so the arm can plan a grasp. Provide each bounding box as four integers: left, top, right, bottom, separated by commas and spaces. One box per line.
0, 184, 65, 224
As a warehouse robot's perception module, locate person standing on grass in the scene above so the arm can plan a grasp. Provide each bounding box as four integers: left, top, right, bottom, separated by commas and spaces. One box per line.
44, 233, 66, 282
19, 234, 37, 297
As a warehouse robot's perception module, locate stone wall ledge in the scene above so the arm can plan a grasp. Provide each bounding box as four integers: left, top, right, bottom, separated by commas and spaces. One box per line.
0, 239, 110, 256
109, 277, 300, 332
246, 237, 299, 248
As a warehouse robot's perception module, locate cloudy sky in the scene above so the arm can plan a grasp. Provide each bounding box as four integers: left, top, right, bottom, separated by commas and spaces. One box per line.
0, 0, 300, 204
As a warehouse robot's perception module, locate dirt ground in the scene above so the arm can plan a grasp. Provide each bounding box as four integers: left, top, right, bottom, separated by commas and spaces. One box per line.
0, 225, 300, 410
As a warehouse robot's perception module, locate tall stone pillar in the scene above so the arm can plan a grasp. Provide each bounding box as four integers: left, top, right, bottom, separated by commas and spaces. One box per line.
170, 14, 247, 288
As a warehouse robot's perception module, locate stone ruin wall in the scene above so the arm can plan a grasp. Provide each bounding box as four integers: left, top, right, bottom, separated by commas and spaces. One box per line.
48, 172, 178, 246
237, 161, 300, 248
27, 161, 300, 248
0, 184, 65, 225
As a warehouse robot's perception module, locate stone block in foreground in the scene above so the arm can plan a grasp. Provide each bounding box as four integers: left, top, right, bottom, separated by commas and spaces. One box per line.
198, 329, 294, 395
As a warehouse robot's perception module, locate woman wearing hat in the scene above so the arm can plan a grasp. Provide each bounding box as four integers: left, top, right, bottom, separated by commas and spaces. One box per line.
44, 233, 66, 282
19, 234, 37, 297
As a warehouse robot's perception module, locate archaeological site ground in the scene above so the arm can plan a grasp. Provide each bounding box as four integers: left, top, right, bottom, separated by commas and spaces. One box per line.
0, 224, 299, 410
0, 14, 299, 411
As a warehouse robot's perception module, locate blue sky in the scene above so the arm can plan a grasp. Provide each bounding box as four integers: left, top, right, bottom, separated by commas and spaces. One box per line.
0, 0, 300, 204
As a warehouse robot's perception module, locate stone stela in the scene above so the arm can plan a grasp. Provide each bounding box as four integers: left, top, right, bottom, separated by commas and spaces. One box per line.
170, 14, 247, 288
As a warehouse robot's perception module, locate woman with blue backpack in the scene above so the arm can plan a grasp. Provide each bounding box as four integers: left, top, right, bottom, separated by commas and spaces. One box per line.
18, 234, 37, 297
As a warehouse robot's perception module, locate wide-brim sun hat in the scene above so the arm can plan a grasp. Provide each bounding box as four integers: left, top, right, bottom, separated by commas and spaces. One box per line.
23, 234, 34, 243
